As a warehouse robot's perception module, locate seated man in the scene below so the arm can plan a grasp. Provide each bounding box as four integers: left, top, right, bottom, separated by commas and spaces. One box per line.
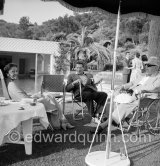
66, 60, 108, 121
91, 56, 160, 134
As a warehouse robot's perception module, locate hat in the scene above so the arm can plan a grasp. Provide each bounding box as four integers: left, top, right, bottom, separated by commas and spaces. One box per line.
145, 56, 160, 66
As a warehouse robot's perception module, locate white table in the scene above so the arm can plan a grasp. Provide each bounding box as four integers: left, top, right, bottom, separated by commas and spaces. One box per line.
0, 101, 49, 155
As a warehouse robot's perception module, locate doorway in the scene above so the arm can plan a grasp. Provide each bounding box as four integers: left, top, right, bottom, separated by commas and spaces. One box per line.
19, 58, 25, 74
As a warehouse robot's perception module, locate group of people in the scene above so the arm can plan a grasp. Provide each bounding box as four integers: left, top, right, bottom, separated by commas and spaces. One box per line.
122, 51, 148, 84
3, 54, 160, 135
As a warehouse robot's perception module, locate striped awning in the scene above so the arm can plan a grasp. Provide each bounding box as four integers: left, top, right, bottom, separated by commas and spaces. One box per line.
0, 37, 60, 55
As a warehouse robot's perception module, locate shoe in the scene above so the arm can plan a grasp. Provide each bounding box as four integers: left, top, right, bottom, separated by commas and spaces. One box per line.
112, 120, 119, 127
124, 117, 131, 125
90, 117, 101, 124
90, 126, 105, 135
101, 117, 108, 123
94, 117, 101, 124
61, 119, 75, 130
66, 123, 75, 129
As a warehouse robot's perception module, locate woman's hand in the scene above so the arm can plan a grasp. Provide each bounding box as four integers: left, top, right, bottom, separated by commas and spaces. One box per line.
31, 93, 43, 99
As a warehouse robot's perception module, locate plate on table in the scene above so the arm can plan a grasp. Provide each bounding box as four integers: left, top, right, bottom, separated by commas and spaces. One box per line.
114, 93, 136, 104
0, 101, 10, 106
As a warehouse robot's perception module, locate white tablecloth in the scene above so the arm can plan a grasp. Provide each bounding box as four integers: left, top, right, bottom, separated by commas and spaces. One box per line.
0, 101, 49, 145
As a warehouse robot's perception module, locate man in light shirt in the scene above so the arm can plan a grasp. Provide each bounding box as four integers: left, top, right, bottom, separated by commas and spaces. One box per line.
113, 56, 160, 123
91, 56, 160, 134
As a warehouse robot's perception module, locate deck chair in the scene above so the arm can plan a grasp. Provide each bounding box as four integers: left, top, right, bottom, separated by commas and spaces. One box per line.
41, 74, 66, 114
71, 81, 103, 121
0, 69, 10, 99
71, 82, 85, 120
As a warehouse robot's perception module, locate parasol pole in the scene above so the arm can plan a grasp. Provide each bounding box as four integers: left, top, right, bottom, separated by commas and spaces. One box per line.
106, 2, 121, 159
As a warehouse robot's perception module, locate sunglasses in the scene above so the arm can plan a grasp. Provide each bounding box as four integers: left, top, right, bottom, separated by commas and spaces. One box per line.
145, 64, 157, 67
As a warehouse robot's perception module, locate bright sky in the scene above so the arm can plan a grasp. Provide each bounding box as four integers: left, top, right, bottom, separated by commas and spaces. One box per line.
0, 0, 74, 25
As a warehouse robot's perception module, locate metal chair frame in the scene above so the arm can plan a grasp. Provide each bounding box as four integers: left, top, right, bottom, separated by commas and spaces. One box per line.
41, 74, 66, 114
71, 81, 103, 120
125, 93, 160, 136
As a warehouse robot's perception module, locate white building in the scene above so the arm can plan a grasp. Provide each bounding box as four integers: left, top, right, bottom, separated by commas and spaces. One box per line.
0, 37, 60, 92
0, 37, 60, 76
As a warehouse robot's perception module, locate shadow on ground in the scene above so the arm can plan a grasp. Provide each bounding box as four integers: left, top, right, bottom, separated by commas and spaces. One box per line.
1, 102, 160, 166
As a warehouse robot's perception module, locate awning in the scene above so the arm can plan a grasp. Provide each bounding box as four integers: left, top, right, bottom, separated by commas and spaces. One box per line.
41, 0, 160, 19
0, 37, 59, 55
0, 0, 4, 15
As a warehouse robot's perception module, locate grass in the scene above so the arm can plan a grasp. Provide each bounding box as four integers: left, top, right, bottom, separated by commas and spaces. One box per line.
1, 102, 160, 166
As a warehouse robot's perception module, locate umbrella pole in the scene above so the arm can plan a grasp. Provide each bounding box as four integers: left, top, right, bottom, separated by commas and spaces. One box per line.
35, 53, 38, 93
106, 4, 120, 159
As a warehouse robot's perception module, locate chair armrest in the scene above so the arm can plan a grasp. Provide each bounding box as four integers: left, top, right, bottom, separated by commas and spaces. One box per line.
138, 91, 160, 99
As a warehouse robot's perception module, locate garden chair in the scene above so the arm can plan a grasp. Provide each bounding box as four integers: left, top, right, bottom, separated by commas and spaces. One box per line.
71, 81, 103, 121
71, 82, 86, 120
41, 74, 66, 114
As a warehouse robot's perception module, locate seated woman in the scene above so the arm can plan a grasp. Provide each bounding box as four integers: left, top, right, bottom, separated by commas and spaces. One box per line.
91, 56, 160, 134
4, 63, 74, 130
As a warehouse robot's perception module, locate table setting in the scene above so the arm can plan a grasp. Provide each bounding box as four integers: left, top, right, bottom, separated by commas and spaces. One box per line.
0, 97, 49, 155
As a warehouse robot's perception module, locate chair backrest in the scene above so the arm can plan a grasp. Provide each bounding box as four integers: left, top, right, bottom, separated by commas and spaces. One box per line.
42, 74, 65, 93
0, 69, 10, 99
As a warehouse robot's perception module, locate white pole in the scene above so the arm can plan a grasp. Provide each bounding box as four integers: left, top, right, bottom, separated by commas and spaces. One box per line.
50, 54, 54, 74
34, 53, 38, 93
41, 54, 45, 73
106, 3, 121, 159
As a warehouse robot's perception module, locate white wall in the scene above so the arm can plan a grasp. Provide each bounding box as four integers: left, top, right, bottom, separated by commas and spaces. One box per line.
0, 52, 56, 74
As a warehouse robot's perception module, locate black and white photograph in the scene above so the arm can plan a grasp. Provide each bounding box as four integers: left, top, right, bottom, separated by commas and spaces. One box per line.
0, 0, 160, 166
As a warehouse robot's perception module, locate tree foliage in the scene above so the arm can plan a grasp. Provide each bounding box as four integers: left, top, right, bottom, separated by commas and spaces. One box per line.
0, 12, 150, 71
0, 12, 150, 45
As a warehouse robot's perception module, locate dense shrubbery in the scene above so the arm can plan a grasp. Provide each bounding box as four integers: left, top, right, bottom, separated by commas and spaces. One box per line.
103, 63, 123, 71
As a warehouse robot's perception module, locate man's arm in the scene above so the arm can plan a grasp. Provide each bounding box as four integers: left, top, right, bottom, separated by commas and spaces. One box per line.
115, 81, 133, 92
65, 74, 81, 92
140, 76, 160, 93
65, 74, 75, 92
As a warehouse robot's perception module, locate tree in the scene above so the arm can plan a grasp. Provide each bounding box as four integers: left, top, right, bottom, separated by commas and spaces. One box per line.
148, 19, 160, 59
54, 43, 70, 74
120, 17, 149, 44
0, 20, 18, 37
42, 14, 80, 35
67, 26, 112, 70
17, 16, 33, 39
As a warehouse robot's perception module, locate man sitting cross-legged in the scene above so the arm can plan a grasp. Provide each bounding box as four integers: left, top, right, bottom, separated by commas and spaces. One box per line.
66, 60, 108, 122
91, 56, 160, 134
